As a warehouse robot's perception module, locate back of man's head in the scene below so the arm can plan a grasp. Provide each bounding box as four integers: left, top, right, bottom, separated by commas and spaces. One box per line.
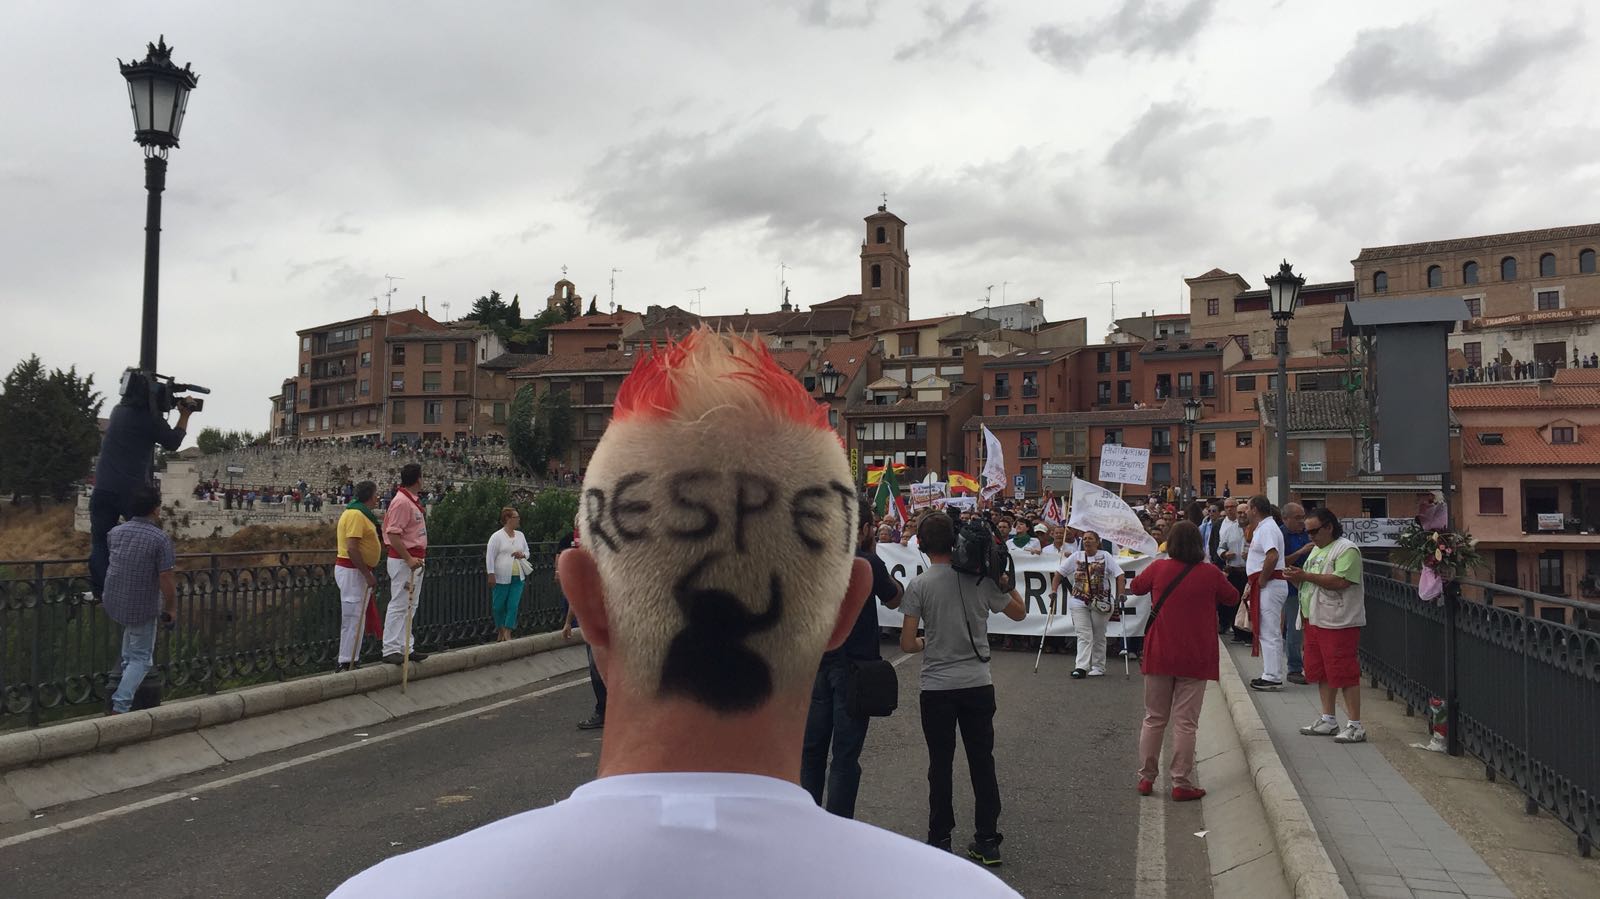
917, 511, 956, 555
399, 463, 421, 488
128, 486, 161, 518
564, 329, 864, 716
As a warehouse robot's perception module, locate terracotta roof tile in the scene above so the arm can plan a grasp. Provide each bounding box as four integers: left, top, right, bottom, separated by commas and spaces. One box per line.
1227, 354, 1350, 374
545, 312, 640, 331
770, 349, 814, 375
1462, 427, 1596, 466
1554, 367, 1600, 385
1259, 391, 1370, 433
815, 338, 876, 394
1356, 223, 1600, 262
511, 350, 640, 376
1447, 384, 1599, 409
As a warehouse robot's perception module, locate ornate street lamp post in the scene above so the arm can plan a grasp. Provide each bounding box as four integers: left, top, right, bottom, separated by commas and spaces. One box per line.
1265, 260, 1306, 505
855, 422, 868, 491
119, 35, 199, 373
1183, 397, 1201, 501
817, 361, 842, 398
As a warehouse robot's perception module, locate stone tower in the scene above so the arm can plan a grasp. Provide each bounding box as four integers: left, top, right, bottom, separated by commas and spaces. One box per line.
860, 205, 910, 327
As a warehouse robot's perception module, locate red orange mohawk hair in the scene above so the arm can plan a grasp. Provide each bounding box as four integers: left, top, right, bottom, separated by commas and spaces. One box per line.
612, 327, 833, 433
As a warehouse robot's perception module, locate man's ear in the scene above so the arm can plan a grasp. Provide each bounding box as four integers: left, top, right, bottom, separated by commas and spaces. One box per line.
824, 558, 873, 652
557, 547, 611, 653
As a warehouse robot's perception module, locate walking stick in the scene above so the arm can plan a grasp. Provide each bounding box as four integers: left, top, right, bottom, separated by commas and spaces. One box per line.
1034, 595, 1057, 674
401, 566, 420, 693
1122, 594, 1132, 679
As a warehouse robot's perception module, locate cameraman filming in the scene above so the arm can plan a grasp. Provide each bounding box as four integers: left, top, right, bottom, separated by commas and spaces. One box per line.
89, 371, 197, 599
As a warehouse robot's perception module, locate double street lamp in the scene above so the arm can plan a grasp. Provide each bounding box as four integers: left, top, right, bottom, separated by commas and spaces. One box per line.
1265, 260, 1306, 506
119, 35, 199, 373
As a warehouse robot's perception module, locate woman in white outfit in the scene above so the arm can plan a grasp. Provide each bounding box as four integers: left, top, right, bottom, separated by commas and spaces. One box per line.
485, 507, 530, 643
1051, 531, 1126, 679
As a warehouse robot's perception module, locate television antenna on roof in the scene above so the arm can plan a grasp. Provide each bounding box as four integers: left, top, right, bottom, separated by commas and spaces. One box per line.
687, 286, 707, 315
1099, 279, 1120, 321
611, 268, 622, 313
383, 274, 405, 314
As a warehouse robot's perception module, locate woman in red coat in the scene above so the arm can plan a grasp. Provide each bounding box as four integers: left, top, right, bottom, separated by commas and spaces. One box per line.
1128, 521, 1241, 801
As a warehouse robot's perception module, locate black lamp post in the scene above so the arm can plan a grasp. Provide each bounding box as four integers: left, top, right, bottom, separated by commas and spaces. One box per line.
818, 361, 842, 398
1183, 397, 1201, 500
119, 36, 199, 373
1265, 260, 1305, 505
855, 422, 868, 491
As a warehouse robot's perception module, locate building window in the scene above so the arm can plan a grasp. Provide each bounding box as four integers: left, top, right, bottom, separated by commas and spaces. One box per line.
1178, 372, 1194, 396
1235, 375, 1256, 392
871, 264, 882, 288
391, 376, 404, 392
335, 412, 345, 427
994, 405, 1009, 416
898, 335, 917, 356
1053, 429, 1087, 456
455, 399, 471, 423
1199, 371, 1216, 397
1330, 326, 1347, 351
1206, 298, 1219, 316
1479, 487, 1504, 514
424, 343, 442, 364
1235, 468, 1254, 485
875, 225, 886, 244
1116, 380, 1132, 404
1152, 428, 1172, 455
1023, 404, 1037, 414
585, 412, 606, 436
362, 325, 372, 338
828, 409, 839, 429
359, 379, 369, 396
301, 336, 312, 352
1537, 290, 1561, 311
1463, 261, 1479, 284
453, 370, 467, 391
1552, 426, 1576, 444
1361, 496, 1388, 518
1539, 253, 1556, 278
583, 380, 604, 404
1373, 271, 1388, 294
423, 401, 444, 424
423, 371, 442, 392
1020, 431, 1039, 458
1104, 429, 1122, 445
391, 400, 406, 424
1538, 550, 1565, 595
1463, 342, 1482, 368
1427, 265, 1442, 288
493, 402, 507, 424
455, 342, 469, 364
1581, 248, 1597, 274
1500, 257, 1517, 280
1096, 381, 1111, 403
1200, 434, 1216, 460
1096, 351, 1111, 373
1237, 432, 1253, 448
392, 345, 406, 364
1117, 350, 1132, 372
1464, 297, 1481, 318
360, 352, 371, 368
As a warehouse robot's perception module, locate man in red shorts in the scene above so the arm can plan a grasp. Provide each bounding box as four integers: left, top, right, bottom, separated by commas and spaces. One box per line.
1284, 508, 1367, 743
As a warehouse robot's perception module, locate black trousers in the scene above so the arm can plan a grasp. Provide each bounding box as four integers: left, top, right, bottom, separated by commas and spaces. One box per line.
88, 489, 133, 597
920, 684, 1001, 845
587, 644, 607, 716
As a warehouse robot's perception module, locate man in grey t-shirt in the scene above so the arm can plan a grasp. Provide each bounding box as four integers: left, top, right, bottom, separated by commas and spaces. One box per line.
901, 512, 1025, 865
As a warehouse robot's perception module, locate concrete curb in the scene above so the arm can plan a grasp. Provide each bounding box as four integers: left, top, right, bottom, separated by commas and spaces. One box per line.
0, 630, 576, 774
1217, 639, 1349, 899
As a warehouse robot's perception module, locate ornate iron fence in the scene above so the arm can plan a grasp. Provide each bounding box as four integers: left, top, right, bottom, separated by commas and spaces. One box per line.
1360, 559, 1599, 857
0, 543, 564, 728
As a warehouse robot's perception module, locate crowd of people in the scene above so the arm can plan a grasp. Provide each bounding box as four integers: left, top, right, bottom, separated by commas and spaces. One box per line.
1448, 353, 1599, 384
187, 477, 455, 514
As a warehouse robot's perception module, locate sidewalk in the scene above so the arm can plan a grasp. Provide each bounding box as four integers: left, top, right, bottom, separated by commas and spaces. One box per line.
1223, 642, 1513, 899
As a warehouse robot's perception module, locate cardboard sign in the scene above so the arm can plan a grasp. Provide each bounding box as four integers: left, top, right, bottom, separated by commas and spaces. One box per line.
1097, 445, 1150, 486
909, 483, 945, 511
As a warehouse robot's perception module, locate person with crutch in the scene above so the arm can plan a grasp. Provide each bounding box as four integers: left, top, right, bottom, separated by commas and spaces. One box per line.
1050, 531, 1125, 679
382, 463, 429, 667
333, 480, 383, 671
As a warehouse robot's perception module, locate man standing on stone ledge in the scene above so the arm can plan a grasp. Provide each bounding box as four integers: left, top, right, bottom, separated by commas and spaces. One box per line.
381, 463, 429, 666
103, 486, 177, 714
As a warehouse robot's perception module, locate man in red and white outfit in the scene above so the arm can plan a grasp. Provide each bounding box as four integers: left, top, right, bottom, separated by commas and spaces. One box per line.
381, 463, 429, 665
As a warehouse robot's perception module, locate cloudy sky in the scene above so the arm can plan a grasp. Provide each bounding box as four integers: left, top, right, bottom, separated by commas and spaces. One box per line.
4, 0, 1596, 431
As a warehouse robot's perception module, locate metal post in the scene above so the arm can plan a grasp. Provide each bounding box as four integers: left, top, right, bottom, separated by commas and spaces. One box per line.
1441, 468, 1461, 756
1275, 321, 1290, 505
29, 562, 44, 728
139, 154, 168, 373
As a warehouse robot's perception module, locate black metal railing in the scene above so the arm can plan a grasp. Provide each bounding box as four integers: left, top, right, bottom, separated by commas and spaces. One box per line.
1360, 559, 1598, 856
0, 543, 566, 729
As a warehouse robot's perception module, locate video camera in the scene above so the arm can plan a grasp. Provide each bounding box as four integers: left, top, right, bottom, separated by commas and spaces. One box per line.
120, 368, 209, 414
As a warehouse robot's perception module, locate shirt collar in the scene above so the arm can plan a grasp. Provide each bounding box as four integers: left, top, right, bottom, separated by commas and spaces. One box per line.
570, 772, 813, 804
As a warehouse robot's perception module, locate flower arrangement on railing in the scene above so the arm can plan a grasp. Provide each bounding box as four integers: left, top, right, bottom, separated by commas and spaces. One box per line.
1391, 524, 1486, 602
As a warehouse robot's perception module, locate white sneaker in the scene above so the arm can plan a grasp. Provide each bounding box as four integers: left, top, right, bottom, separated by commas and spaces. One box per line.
1087, 667, 1105, 677
1334, 722, 1367, 744
1300, 718, 1339, 736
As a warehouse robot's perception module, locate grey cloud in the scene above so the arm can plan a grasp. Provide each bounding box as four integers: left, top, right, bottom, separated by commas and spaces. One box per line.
1328, 20, 1582, 102
795, 0, 879, 29
1031, 0, 1216, 71
284, 256, 344, 281
1104, 101, 1241, 185
321, 215, 362, 236
894, 2, 993, 62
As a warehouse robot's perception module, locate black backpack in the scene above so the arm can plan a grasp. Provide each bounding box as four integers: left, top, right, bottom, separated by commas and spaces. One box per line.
951, 521, 1014, 588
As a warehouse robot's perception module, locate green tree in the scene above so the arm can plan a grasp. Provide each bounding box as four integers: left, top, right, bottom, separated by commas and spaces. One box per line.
538, 390, 574, 466
426, 478, 578, 546
506, 307, 569, 354
507, 293, 522, 326
561, 294, 579, 320
507, 384, 539, 473
585, 298, 599, 316
506, 385, 575, 475
466, 290, 508, 327
0, 356, 103, 506
196, 427, 228, 455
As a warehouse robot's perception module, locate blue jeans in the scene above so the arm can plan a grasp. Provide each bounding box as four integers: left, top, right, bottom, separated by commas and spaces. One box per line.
111, 619, 159, 713
1286, 604, 1304, 675
800, 659, 870, 818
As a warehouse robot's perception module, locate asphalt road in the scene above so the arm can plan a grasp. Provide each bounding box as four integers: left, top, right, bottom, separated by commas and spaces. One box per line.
0, 645, 1212, 898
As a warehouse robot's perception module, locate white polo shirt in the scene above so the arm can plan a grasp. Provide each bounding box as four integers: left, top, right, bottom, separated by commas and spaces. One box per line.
1246, 516, 1286, 577
331, 772, 1021, 898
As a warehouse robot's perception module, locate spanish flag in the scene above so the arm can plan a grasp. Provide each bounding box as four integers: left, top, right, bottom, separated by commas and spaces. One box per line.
948, 470, 980, 494
865, 463, 908, 486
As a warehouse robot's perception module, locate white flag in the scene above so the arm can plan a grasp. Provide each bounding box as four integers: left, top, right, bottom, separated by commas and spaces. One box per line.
1066, 477, 1158, 556
980, 424, 1006, 498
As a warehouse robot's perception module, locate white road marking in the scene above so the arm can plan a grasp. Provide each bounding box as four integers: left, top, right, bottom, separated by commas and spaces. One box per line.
0, 676, 590, 851
1135, 773, 1168, 898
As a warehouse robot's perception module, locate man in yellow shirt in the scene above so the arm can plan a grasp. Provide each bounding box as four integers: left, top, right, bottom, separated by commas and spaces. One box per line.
334, 481, 383, 671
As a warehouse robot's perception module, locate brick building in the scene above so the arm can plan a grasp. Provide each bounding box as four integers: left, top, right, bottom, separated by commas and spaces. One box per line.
1259, 391, 1441, 520
288, 308, 442, 442
545, 311, 642, 355
1187, 273, 1358, 359
507, 351, 636, 474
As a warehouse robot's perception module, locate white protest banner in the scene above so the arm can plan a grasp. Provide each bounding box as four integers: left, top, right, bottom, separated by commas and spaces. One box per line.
875, 541, 1159, 636
935, 495, 976, 510
1097, 444, 1150, 486
1341, 517, 1415, 548
980, 424, 1006, 498
909, 483, 945, 511
1067, 476, 1159, 556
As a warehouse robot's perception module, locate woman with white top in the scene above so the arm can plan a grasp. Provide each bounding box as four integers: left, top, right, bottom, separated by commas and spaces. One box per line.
1051, 531, 1126, 679
485, 506, 530, 643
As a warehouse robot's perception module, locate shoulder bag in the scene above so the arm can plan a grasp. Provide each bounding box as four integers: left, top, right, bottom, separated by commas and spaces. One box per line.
846, 656, 899, 718
1142, 562, 1198, 639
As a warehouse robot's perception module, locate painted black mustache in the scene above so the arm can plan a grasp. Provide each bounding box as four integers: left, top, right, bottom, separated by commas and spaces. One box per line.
659, 552, 784, 714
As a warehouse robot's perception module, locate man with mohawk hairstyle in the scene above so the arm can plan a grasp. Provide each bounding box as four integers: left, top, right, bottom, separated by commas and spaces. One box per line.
333, 329, 1021, 897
